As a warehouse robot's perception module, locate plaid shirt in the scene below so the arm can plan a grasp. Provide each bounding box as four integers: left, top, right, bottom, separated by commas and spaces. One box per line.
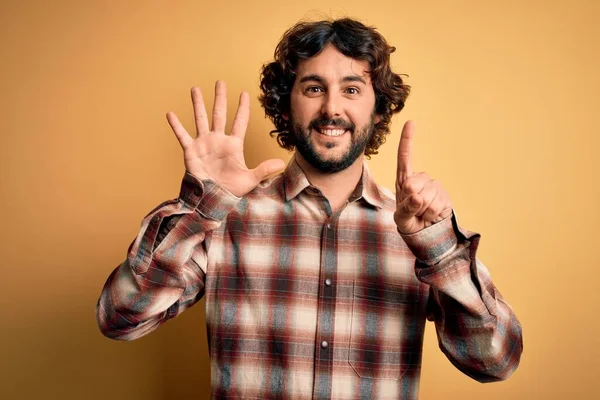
97, 158, 523, 399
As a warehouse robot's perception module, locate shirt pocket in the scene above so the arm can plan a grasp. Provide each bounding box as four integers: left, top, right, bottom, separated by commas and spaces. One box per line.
348, 280, 420, 380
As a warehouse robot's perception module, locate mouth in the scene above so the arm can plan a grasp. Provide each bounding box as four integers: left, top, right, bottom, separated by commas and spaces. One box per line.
314, 126, 349, 137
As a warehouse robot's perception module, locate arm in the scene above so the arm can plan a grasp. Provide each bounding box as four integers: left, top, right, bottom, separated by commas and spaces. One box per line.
401, 212, 523, 382
96, 174, 239, 341
96, 81, 285, 340
394, 121, 522, 381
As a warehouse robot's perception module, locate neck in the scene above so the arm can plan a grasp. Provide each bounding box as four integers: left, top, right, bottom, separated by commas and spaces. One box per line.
294, 152, 364, 212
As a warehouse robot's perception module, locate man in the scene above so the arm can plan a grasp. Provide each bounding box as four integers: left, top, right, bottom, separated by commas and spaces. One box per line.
97, 18, 523, 399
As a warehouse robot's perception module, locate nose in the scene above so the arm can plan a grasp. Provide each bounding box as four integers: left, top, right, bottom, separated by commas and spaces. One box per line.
320, 92, 341, 118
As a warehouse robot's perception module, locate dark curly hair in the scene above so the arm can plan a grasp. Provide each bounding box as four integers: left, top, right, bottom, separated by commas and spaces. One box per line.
259, 18, 410, 156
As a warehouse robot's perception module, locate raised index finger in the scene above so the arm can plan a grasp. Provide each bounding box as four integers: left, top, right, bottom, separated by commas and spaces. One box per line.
397, 120, 415, 185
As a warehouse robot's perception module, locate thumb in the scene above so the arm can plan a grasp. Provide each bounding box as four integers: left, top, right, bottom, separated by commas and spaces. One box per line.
397, 194, 423, 220
395, 194, 423, 233
253, 158, 286, 182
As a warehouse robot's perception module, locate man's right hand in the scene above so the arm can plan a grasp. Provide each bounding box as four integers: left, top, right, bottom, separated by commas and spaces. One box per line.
166, 81, 286, 198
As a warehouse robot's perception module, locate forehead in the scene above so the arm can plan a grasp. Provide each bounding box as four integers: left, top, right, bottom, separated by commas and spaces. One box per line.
295, 44, 372, 83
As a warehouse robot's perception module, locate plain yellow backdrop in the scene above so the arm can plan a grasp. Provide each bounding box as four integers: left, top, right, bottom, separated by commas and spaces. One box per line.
1, 0, 598, 399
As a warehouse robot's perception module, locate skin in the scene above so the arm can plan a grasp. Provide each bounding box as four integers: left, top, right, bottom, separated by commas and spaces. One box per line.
165, 46, 453, 234
166, 83, 286, 198
288, 45, 378, 172
394, 120, 454, 233
286, 44, 379, 210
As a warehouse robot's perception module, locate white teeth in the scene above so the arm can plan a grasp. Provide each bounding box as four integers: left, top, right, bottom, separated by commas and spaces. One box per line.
320, 129, 346, 137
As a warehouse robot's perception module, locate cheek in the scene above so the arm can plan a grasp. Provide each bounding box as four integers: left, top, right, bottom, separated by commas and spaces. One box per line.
347, 112, 370, 128
291, 98, 321, 124
350, 103, 376, 126
289, 93, 305, 120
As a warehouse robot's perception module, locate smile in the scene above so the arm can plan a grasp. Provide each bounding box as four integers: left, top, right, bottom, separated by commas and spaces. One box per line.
315, 127, 348, 137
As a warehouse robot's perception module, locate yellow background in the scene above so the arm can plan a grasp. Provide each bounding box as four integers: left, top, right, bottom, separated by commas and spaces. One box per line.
1, 0, 598, 398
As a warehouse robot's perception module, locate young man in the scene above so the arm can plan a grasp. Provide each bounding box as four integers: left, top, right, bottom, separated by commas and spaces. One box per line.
97, 18, 522, 399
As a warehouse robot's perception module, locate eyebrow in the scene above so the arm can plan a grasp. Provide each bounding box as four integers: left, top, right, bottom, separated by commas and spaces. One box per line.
298, 74, 367, 85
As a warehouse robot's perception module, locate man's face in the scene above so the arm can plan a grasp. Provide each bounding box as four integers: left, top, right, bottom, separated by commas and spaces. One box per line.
289, 44, 379, 173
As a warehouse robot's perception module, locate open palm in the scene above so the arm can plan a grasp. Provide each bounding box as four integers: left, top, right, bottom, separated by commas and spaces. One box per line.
166, 81, 285, 198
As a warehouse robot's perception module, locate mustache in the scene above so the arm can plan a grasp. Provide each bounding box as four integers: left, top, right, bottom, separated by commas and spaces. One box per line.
308, 116, 355, 132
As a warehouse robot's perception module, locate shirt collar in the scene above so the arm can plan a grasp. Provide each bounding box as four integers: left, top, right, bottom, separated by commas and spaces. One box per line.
283, 156, 385, 209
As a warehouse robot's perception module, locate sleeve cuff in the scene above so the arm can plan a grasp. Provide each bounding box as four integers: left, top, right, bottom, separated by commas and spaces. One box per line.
399, 211, 459, 265
178, 172, 241, 221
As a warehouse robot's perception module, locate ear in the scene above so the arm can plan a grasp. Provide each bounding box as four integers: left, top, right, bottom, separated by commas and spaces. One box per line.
374, 114, 382, 124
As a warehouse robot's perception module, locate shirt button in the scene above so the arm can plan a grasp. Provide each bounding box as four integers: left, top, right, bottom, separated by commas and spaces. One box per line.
326, 223, 332, 230
321, 341, 328, 349
152, 215, 160, 223
325, 278, 332, 286
167, 219, 176, 229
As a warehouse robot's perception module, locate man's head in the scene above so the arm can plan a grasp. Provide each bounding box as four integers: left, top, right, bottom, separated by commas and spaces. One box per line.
259, 18, 410, 172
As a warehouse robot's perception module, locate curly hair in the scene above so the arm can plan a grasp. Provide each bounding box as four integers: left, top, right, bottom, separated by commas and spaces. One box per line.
259, 18, 410, 156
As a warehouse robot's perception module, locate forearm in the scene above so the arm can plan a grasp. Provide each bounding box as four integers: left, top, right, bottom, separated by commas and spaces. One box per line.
421, 254, 523, 382
96, 173, 239, 340
96, 257, 194, 341
401, 212, 523, 382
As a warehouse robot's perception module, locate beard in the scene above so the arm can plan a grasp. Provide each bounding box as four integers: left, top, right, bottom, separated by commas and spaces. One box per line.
291, 113, 375, 173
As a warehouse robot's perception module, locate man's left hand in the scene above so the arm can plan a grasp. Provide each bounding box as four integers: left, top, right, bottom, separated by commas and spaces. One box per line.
394, 121, 453, 234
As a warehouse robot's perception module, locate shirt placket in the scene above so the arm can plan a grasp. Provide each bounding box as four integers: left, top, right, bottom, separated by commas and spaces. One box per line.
312, 216, 337, 399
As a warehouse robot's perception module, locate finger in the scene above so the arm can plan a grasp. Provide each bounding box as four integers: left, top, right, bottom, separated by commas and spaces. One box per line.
434, 191, 453, 221
231, 91, 250, 139
211, 80, 227, 133
397, 120, 415, 185
253, 158, 286, 182
422, 195, 447, 222
395, 193, 423, 231
439, 205, 453, 220
414, 180, 438, 217
166, 111, 193, 149
400, 172, 429, 200
191, 86, 210, 136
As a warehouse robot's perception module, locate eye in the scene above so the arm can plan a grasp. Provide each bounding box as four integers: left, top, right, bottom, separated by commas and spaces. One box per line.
345, 87, 360, 95
305, 86, 324, 94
